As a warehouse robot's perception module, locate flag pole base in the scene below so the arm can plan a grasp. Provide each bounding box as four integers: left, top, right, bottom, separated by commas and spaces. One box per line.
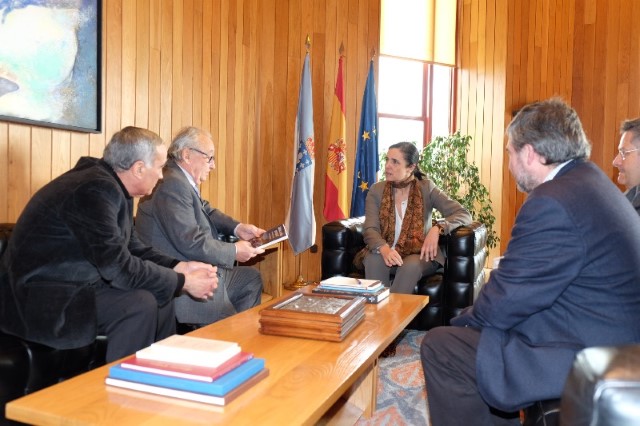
284, 274, 313, 291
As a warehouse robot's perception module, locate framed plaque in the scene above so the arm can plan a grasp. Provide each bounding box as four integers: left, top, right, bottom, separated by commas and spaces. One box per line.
259, 292, 365, 324
258, 292, 366, 342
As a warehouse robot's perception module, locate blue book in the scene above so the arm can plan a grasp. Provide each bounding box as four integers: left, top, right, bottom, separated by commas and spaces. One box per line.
108, 358, 265, 396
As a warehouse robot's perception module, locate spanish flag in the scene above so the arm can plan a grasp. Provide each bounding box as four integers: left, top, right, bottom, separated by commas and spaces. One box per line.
323, 55, 348, 221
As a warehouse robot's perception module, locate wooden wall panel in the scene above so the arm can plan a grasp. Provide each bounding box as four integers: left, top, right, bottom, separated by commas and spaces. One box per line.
30, 128, 52, 194
0, 0, 380, 285
456, 0, 508, 262
458, 0, 640, 263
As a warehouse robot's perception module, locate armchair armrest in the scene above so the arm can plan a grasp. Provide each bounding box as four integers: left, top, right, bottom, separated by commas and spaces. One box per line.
321, 217, 366, 280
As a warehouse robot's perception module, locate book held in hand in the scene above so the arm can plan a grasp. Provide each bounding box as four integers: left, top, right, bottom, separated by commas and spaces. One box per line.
250, 224, 288, 250
119, 351, 254, 382
135, 335, 241, 368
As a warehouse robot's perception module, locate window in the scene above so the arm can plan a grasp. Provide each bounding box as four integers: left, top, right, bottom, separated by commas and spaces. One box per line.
378, 0, 456, 154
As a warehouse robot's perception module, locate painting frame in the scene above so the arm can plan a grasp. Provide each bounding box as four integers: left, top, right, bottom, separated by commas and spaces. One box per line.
0, 0, 102, 133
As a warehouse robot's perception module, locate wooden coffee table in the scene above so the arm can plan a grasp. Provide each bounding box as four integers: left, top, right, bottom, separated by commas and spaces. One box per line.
6, 289, 428, 425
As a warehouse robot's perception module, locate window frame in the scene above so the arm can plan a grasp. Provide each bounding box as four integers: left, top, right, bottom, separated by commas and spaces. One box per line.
377, 54, 456, 149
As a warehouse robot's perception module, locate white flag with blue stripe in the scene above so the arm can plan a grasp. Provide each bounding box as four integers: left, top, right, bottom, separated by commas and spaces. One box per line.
286, 52, 316, 255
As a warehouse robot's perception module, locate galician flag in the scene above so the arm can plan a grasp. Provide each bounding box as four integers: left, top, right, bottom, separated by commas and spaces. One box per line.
350, 60, 379, 217
286, 52, 316, 255
323, 55, 347, 221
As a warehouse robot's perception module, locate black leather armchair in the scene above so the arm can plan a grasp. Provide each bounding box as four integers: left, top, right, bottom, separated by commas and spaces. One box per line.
321, 217, 488, 330
523, 343, 640, 426
560, 344, 640, 425
0, 223, 107, 424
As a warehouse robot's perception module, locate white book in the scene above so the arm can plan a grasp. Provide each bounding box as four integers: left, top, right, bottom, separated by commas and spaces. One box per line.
135, 335, 241, 368
319, 276, 382, 290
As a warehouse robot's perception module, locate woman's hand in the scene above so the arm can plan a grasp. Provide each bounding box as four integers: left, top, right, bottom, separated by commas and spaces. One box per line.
379, 244, 403, 266
420, 226, 440, 261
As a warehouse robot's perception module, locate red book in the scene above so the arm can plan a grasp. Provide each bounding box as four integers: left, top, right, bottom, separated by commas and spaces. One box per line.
119, 351, 254, 382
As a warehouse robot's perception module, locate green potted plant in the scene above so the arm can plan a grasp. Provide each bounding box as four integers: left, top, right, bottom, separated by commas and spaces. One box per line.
380, 131, 499, 249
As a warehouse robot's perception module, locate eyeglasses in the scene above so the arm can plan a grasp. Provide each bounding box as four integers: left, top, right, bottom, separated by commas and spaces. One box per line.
618, 147, 640, 161
189, 147, 215, 163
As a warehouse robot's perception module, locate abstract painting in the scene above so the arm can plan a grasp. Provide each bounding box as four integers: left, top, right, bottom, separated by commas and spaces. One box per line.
0, 0, 101, 133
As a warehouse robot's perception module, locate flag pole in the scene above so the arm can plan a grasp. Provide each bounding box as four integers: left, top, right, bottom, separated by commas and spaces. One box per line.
285, 35, 317, 291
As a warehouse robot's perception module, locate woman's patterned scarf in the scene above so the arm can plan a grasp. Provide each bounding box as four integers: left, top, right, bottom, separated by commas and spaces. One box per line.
379, 179, 424, 258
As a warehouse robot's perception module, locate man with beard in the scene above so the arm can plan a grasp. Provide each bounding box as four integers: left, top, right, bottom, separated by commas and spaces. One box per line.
420, 98, 640, 425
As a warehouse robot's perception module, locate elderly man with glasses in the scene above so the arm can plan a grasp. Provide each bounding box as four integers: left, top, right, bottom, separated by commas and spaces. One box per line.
613, 118, 640, 215
136, 126, 265, 329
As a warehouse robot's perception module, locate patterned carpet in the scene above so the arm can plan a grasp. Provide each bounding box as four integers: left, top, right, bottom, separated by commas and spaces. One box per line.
357, 330, 430, 426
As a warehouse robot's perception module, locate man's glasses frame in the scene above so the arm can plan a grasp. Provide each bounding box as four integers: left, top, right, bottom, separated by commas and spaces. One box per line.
189, 147, 215, 163
618, 147, 640, 161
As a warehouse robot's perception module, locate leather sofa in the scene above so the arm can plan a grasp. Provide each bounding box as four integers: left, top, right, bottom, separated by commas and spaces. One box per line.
321, 217, 488, 330
0, 223, 107, 425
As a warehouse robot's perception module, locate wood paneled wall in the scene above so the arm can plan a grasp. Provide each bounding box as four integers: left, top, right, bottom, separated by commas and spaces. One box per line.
0, 0, 380, 284
457, 0, 640, 260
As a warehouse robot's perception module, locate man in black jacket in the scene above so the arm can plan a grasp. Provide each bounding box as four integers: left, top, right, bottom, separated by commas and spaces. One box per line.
0, 126, 218, 362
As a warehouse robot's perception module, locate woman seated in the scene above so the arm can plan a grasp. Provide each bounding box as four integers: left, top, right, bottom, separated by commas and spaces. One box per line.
362, 142, 472, 293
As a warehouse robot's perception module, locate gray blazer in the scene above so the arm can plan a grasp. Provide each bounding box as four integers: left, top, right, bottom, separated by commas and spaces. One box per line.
363, 178, 472, 266
136, 160, 240, 324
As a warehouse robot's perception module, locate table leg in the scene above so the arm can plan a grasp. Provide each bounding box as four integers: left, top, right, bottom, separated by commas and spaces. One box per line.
345, 358, 378, 418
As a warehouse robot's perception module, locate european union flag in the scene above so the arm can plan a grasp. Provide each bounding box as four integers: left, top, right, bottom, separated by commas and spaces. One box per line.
350, 60, 379, 217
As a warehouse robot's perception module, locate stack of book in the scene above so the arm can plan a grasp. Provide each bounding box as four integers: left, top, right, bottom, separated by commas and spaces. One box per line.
105, 335, 268, 406
312, 276, 390, 304
259, 292, 366, 342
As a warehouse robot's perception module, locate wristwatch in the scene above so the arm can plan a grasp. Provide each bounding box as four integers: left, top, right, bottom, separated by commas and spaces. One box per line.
435, 222, 446, 235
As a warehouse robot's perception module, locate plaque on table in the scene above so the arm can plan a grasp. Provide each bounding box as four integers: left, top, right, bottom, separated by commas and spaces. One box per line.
258, 292, 366, 341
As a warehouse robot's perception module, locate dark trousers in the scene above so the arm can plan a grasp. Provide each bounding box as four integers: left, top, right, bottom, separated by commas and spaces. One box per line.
226, 266, 263, 313
95, 287, 175, 362
420, 326, 521, 426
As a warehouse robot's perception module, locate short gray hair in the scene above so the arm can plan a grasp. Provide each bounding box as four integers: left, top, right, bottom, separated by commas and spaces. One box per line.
507, 97, 591, 165
169, 127, 213, 161
103, 126, 164, 172
620, 118, 640, 147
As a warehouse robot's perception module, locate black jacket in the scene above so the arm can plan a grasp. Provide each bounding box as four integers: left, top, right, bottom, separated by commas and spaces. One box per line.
0, 157, 182, 349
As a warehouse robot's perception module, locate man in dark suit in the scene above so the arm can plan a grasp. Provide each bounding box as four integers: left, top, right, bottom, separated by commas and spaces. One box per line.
420, 98, 640, 425
0, 127, 218, 363
613, 118, 640, 215
136, 126, 264, 327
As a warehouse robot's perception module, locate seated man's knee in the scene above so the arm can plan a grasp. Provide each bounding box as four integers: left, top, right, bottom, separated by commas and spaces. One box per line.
421, 326, 448, 357
128, 289, 158, 317
248, 267, 263, 283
